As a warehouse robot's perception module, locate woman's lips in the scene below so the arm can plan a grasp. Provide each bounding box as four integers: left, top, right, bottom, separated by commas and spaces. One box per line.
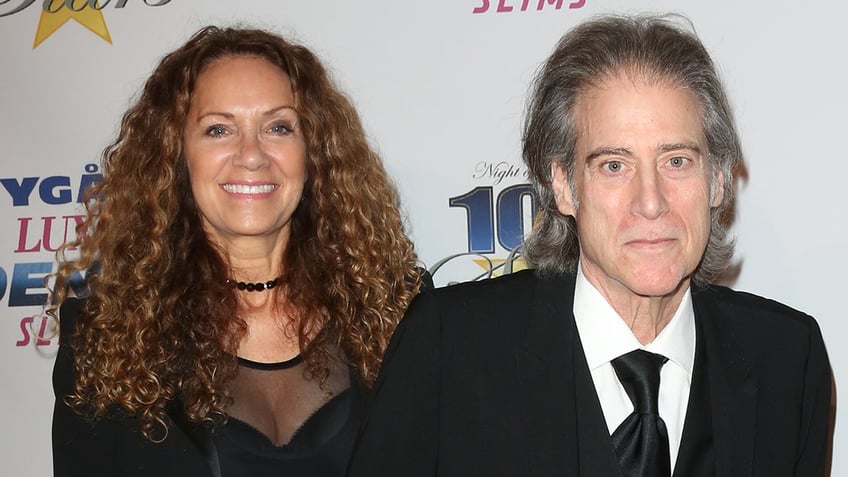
221, 183, 277, 194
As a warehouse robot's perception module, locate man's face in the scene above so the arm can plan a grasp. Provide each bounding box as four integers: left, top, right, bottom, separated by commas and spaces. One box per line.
552, 76, 723, 301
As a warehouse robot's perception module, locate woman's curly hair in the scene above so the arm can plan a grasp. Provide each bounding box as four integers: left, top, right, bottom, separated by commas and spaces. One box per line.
50, 25, 421, 441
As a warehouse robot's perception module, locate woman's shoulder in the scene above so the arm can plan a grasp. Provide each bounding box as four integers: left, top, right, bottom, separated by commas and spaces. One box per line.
58, 297, 87, 342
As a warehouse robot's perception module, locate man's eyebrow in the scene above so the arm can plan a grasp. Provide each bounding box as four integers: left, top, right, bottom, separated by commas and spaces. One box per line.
583, 143, 702, 164
658, 142, 702, 154
585, 146, 632, 163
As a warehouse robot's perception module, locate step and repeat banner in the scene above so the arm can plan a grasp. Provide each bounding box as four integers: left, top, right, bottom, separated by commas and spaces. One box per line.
2, 1, 846, 475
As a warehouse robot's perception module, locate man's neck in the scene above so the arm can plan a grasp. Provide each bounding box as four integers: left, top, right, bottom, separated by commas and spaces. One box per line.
580, 264, 690, 345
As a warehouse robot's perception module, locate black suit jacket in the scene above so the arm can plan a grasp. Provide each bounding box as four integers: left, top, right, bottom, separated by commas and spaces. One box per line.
348, 270, 832, 476
52, 298, 217, 477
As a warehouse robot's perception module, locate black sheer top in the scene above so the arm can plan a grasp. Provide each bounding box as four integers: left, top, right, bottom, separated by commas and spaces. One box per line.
213, 353, 364, 476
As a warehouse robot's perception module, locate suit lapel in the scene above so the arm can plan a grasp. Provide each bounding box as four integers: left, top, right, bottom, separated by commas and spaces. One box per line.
693, 288, 758, 477
514, 274, 620, 477
514, 274, 580, 477
572, 331, 623, 477
672, 315, 714, 477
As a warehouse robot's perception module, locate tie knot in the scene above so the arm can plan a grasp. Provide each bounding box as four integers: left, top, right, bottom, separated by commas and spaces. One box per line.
612, 349, 668, 414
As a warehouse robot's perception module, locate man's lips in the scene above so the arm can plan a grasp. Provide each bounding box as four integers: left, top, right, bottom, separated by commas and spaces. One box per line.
625, 238, 676, 248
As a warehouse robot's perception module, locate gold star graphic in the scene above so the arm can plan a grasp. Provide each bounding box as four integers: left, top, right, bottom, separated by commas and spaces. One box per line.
33, 2, 112, 49
472, 258, 528, 278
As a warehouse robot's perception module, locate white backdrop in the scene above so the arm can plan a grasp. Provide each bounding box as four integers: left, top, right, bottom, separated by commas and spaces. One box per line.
1, 1, 846, 475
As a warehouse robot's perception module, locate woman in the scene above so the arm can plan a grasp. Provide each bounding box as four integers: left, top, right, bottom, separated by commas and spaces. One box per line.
50, 26, 422, 477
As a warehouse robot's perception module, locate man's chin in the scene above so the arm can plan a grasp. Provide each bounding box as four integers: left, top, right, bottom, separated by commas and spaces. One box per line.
621, 272, 691, 299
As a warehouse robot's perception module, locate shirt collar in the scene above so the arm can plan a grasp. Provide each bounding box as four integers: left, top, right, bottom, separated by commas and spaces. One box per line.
572, 262, 695, 378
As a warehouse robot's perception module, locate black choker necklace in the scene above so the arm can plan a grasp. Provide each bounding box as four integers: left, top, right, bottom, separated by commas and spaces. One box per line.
226, 276, 282, 292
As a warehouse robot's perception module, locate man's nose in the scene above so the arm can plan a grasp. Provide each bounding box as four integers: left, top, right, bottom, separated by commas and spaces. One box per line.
631, 168, 669, 220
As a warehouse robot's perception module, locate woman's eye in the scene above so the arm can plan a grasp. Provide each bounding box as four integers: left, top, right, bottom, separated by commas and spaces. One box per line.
205, 125, 227, 137
269, 122, 293, 134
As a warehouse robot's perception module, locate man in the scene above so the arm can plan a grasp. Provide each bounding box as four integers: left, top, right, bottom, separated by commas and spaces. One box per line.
348, 14, 832, 477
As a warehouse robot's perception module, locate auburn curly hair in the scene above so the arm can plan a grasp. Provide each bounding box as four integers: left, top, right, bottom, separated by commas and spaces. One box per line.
50, 25, 421, 441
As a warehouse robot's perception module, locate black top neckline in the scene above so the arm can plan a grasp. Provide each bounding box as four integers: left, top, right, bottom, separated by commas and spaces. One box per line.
237, 354, 303, 370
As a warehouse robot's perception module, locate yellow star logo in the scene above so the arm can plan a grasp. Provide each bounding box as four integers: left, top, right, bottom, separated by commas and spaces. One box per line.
33, 2, 112, 49
472, 257, 528, 277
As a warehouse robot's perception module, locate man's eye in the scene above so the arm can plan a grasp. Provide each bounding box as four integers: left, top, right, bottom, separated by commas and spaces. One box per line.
603, 160, 623, 173
668, 156, 689, 168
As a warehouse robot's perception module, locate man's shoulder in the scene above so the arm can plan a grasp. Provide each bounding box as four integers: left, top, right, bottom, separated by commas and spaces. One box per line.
403, 269, 574, 334
696, 284, 812, 320
424, 269, 573, 307
694, 283, 819, 342
430, 268, 544, 298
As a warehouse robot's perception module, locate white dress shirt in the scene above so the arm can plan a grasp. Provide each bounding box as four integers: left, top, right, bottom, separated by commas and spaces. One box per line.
572, 264, 695, 472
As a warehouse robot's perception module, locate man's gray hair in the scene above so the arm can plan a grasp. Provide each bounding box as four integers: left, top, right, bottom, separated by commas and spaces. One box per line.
522, 14, 741, 284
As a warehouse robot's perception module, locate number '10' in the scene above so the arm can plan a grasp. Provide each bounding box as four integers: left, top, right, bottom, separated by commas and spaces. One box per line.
449, 184, 537, 253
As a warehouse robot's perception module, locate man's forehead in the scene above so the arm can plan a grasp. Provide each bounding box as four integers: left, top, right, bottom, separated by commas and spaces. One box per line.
571, 79, 706, 153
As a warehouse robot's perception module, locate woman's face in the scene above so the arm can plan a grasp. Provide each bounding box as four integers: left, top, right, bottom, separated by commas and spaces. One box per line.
183, 55, 307, 249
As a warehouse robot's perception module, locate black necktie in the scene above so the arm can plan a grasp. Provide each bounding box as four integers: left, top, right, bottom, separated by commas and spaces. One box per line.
610, 349, 671, 477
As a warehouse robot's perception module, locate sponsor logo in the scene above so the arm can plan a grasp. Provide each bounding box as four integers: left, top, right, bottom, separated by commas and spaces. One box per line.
472, 0, 586, 14
0, 0, 173, 48
1, 164, 100, 347
431, 161, 535, 285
